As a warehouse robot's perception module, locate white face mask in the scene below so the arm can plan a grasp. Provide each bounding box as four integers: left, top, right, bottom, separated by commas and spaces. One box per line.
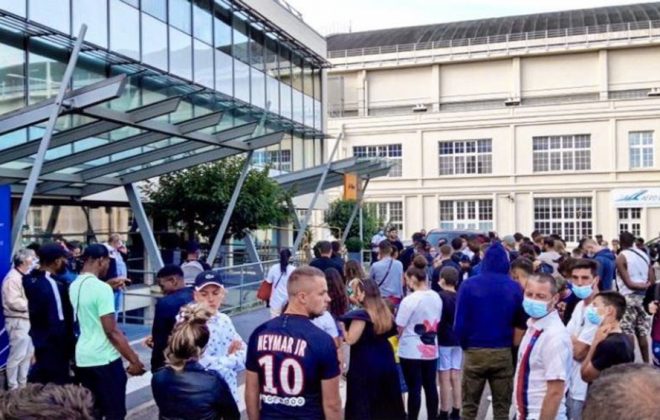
29, 258, 39, 272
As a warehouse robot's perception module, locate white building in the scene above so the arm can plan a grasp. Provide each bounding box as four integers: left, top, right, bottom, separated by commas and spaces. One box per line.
325, 2, 660, 244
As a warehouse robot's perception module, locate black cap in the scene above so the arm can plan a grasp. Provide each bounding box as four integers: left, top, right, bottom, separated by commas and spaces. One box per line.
37, 243, 70, 264
82, 243, 110, 260
194, 270, 224, 290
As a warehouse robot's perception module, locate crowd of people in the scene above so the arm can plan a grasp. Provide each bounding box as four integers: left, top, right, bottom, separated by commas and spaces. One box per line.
2, 228, 660, 419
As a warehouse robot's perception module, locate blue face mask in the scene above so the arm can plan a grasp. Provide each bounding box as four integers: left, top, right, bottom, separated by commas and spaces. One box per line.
585, 306, 603, 325
523, 297, 551, 319
573, 283, 594, 300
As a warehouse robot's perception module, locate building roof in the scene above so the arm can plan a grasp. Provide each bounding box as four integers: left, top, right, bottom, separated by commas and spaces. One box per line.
327, 2, 660, 51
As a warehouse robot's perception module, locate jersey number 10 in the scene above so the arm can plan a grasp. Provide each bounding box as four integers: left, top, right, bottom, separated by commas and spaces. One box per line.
258, 355, 304, 395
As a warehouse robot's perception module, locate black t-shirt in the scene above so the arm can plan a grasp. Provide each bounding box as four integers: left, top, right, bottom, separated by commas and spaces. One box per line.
309, 257, 343, 276
246, 315, 340, 420
437, 290, 459, 347
591, 332, 635, 373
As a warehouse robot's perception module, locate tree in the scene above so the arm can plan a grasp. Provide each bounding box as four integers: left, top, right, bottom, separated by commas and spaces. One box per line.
324, 199, 378, 244
143, 157, 292, 241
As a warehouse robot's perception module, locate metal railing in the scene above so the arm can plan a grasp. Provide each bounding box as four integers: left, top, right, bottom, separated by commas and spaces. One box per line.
119, 259, 281, 325
328, 19, 660, 59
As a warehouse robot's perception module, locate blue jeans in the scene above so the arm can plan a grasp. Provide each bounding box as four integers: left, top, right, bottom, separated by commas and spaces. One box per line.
113, 290, 123, 319
652, 340, 660, 368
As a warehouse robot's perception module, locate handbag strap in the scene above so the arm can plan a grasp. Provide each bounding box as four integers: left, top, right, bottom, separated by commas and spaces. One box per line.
273, 268, 286, 290
375, 259, 395, 288
75, 274, 93, 322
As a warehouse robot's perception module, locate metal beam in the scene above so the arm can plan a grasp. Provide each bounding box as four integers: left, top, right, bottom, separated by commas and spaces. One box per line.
243, 233, 264, 278
292, 133, 343, 252
341, 178, 370, 243
79, 106, 250, 151
0, 96, 182, 165
77, 131, 285, 197
11, 25, 87, 255
124, 183, 163, 271
207, 150, 254, 265
0, 73, 127, 136
0, 167, 120, 185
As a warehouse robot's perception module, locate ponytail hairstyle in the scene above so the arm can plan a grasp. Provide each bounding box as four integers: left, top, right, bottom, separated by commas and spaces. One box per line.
406, 255, 428, 285
354, 278, 393, 335
279, 248, 292, 274
165, 304, 212, 370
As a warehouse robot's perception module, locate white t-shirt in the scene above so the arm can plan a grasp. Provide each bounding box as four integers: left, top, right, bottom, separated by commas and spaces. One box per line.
395, 289, 442, 360
311, 311, 339, 338
514, 311, 571, 420
616, 249, 649, 296
566, 300, 598, 401
266, 264, 295, 312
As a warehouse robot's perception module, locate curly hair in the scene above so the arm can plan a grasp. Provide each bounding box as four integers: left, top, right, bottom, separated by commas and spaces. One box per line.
0, 383, 93, 419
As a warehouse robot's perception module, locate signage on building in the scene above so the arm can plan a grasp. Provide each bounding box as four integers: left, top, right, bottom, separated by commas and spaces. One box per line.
612, 188, 660, 208
0, 184, 11, 368
343, 173, 359, 200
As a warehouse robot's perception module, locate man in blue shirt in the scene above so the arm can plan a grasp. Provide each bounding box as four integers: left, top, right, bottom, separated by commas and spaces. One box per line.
369, 240, 404, 306
454, 242, 527, 420
148, 265, 194, 372
583, 238, 616, 291
245, 266, 341, 420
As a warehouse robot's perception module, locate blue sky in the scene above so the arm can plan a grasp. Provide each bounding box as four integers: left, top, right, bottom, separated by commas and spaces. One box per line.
285, 0, 652, 35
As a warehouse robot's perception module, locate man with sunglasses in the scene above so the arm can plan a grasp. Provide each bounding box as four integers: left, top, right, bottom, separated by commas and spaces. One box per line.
146, 264, 194, 372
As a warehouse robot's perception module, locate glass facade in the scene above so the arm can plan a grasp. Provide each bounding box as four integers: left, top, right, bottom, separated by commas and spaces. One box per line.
0, 0, 326, 175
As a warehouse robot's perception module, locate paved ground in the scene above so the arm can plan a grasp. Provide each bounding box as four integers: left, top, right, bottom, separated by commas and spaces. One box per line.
124, 307, 646, 420
124, 307, 496, 420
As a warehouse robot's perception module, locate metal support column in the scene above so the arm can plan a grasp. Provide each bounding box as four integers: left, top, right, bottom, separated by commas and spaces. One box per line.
292, 132, 343, 252
207, 150, 254, 265
11, 25, 87, 255
341, 177, 370, 243
243, 232, 264, 279
206, 105, 270, 265
124, 183, 164, 271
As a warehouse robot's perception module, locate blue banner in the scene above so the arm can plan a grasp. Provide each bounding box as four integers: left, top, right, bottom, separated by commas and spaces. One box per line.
0, 184, 12, 368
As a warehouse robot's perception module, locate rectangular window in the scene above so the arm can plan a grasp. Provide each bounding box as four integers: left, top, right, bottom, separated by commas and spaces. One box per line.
30, 0, 70, 34
142, 12, 168, 70
438, 139, 492, 175
353, 144, 402, 177
532, 135, 591, 172
252, 149, 291, 172
629, 131, 654, 169
73, 0, 108, 47
169, 0, 191, 34
439, 200, 493, 231
142, 0, 166, 20
194, 40, 214, 89
366, 202, 404, 233
110, 0, 140, 60
169, 27, 192, 80
618, 208, 642, 237
534, 197, 593, 243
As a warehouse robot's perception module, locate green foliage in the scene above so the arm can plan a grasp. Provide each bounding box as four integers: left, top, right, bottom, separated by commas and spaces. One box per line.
345, 237, 364, 253
324, 199, 378, 244
143, 157, 292, 241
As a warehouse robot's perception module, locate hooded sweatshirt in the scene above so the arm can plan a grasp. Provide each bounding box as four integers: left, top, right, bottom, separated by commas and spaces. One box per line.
591, 248, 616, 291
454, 242, 526, 349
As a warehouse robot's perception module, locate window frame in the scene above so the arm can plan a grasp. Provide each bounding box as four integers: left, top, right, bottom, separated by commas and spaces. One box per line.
628, 131, 654, 170
439, 199, 494, 231
533, 197, 593, 243
353, 144, 402, 177
438, 139, 492, 176
532, 134, 591, 173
